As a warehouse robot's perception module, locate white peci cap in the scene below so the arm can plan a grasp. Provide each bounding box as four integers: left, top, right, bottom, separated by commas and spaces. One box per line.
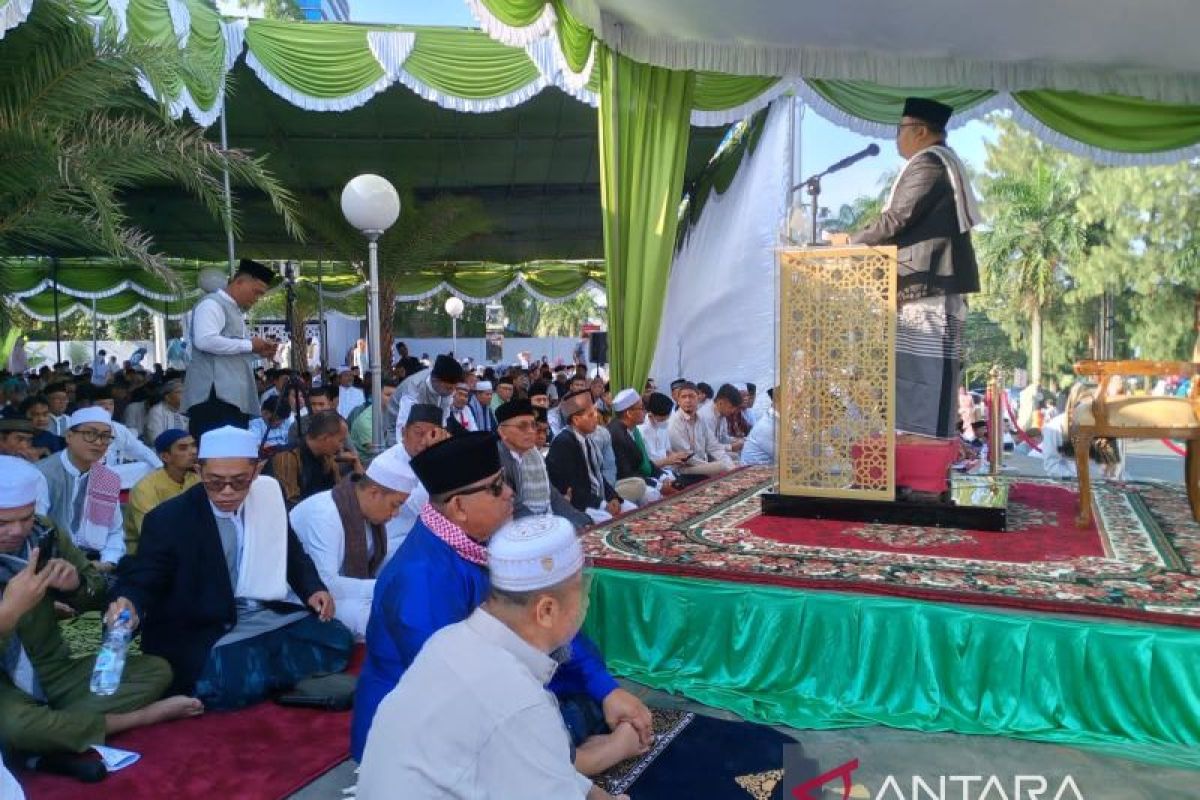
198, 425, 259, 459
488, 515, 583, 592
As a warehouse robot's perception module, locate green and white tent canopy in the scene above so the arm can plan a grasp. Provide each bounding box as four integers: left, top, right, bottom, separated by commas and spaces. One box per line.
8, 0, 1197, 163
2, 258, 605, 321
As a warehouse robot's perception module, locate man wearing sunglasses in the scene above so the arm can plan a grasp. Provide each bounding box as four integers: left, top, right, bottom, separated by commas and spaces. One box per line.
352, 433, 652, 774
109, 426, 353, 710
35, 408, 125, 572
495, 399, 590, 531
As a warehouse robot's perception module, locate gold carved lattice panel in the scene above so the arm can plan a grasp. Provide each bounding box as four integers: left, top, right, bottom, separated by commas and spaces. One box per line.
777, 246, 896, 500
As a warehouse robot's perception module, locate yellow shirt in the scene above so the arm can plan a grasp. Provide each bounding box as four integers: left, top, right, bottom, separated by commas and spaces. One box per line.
124, 468, 199, 554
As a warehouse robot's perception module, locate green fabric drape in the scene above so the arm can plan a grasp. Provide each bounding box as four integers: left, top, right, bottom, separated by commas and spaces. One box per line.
403, 28, 540, 100
692, 73, 779, 112
804, 78, 997, 123
178, 0, 226, 113
390, 261, 604, 300
1013, 90, 1200, 154
244, 19, 385, 100
470, 0, 548, 28
598, 46, 695, 391
583, 569, 1200, 770
551, 0, 593, 74
678, 108, 769, 239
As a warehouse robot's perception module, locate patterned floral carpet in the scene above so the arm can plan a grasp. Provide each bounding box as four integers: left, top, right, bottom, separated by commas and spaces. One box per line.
584, 467, 1200, 627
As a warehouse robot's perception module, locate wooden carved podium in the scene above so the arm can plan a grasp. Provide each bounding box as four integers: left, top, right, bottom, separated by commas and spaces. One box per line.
762, 245, 1007, 530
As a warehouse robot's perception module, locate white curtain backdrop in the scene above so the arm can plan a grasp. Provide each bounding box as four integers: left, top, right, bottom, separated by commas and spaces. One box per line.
648, 100, 791, 400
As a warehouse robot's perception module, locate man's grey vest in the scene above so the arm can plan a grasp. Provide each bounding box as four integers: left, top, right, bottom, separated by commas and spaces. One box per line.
182, 292, 259, 416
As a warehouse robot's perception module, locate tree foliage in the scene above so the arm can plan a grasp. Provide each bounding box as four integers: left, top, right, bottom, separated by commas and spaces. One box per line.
0, 0, 300, 278
973, 116, 1200, 382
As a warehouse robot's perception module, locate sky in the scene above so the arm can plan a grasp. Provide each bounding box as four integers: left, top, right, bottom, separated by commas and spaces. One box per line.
349, 0, 997, 212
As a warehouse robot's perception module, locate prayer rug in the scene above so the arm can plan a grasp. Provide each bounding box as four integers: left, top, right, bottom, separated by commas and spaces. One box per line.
598, 710, 813, 799
584, 467, 1200, 627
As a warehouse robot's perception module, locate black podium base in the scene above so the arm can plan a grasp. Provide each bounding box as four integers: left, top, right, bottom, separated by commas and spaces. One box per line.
760, 476, 1009, 531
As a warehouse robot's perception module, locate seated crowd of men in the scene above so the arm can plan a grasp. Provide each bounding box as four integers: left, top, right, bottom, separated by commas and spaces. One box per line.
0, 348, 776, 796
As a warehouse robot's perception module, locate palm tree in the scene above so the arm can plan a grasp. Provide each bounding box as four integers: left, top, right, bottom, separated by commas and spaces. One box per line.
535, 291, 602, 337
0, 0, 300, 279
822, 193, 884, 233
977, 164, 1087, 386
302, 192, 492, 357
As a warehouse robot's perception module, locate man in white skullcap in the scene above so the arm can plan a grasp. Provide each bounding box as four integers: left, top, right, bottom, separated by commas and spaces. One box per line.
0, 456, 198, 776
34, 407, 126, 571
358, 515, 636, 800
336, 366, 366, 420
110, 426, 353, 710
606, 388, 675, 506
469, 381, 497, 432
289, 446, 417, 638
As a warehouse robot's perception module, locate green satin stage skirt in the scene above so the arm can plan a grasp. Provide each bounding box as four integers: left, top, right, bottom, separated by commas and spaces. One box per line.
583, 568, 1200, 769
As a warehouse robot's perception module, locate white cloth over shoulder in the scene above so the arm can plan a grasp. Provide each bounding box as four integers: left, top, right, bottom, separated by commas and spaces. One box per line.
884, 144, 981, 234
237, 476, 290, 602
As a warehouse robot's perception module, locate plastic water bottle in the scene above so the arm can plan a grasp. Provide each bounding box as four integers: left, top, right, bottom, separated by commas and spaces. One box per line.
90, 610, 133, 696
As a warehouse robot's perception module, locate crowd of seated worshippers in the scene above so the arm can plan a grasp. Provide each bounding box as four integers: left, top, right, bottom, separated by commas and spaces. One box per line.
0, 353, 774, 794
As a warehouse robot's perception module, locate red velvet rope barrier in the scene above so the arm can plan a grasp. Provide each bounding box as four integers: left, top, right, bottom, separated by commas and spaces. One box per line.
1000, 392, 1043, 453
1162, 438, 1187, 456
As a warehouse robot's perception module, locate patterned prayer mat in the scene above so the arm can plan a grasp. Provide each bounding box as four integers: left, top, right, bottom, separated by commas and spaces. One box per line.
598, 710, 808, 799
584, 467, 1200, 627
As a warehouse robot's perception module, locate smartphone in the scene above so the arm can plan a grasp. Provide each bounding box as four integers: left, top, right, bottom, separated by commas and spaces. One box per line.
34, 528, 56, 573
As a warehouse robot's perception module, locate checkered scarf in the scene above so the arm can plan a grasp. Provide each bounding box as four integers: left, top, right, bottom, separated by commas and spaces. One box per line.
420, 503, 488, 566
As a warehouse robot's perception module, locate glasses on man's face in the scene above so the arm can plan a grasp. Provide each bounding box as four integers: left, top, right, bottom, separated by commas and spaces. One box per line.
201, 475, 255, 493
73, 429, 114, 444
445, 473, 506, 501
501, 420, 536, 432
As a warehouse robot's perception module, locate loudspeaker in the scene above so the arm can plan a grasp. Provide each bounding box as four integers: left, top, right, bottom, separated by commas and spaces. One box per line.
588, 331, 608, 364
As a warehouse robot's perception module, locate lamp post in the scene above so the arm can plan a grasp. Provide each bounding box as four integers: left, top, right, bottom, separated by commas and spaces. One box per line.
341, 174, 400, 457
444, 295, 465, 357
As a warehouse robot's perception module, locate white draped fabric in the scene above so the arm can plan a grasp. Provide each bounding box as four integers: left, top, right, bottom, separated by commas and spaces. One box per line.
648, 100, 790, 397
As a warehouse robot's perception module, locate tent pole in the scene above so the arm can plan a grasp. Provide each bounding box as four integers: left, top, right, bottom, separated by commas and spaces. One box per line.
52, 258, 62, 365
220, 110, 236, 276
91, 298, 98, 367
317, 258, 327, 376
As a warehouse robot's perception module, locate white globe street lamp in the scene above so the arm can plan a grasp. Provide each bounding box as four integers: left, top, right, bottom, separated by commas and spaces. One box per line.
444, 295, 465, 357
341, 174, 400, 456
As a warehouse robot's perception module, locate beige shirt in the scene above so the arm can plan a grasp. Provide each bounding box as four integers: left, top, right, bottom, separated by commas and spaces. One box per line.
357, 608, 592, 800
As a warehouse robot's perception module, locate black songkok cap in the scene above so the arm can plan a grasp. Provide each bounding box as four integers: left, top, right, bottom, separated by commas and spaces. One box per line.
902, 97, 953, 131
646, 392, 674, 417
410, 431, 501, 495
235, 258, 278, 286
187, 396, 249, 440
406, 403, 444, 427
495, 399, 534, 424
431, 354, 465, 383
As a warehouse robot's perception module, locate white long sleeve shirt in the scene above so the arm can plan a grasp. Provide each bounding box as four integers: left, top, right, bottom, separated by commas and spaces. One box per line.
192, 290, 252, 355
290, 489, 403, 637
740, 409, 776, 466
357, 608, 592, 800
105, 420, 163, 469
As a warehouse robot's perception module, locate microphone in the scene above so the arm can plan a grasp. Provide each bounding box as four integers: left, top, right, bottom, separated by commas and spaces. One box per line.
822, 143, 880, 176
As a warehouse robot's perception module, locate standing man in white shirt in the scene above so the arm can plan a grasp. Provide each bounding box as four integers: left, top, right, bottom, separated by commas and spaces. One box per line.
182, 259, 279, 419
357, 515, 632, 800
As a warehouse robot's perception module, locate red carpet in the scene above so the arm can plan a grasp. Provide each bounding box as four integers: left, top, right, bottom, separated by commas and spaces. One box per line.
22, 647, 364, 800
743, 482, 1105, 563
21, 702, 350, 800
584, 467, 1200, 627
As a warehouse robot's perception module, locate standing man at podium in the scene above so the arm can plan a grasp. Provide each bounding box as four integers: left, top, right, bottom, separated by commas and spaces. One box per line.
833, 97, 981, 442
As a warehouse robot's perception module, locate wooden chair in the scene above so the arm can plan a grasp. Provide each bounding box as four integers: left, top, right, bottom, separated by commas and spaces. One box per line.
1069, 360, 1200, 527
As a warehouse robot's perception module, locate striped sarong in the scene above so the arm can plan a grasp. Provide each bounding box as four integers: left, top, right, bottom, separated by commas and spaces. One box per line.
895, 294, 966, 438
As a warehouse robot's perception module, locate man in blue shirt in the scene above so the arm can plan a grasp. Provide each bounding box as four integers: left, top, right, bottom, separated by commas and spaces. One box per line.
351, 432, 652, 771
